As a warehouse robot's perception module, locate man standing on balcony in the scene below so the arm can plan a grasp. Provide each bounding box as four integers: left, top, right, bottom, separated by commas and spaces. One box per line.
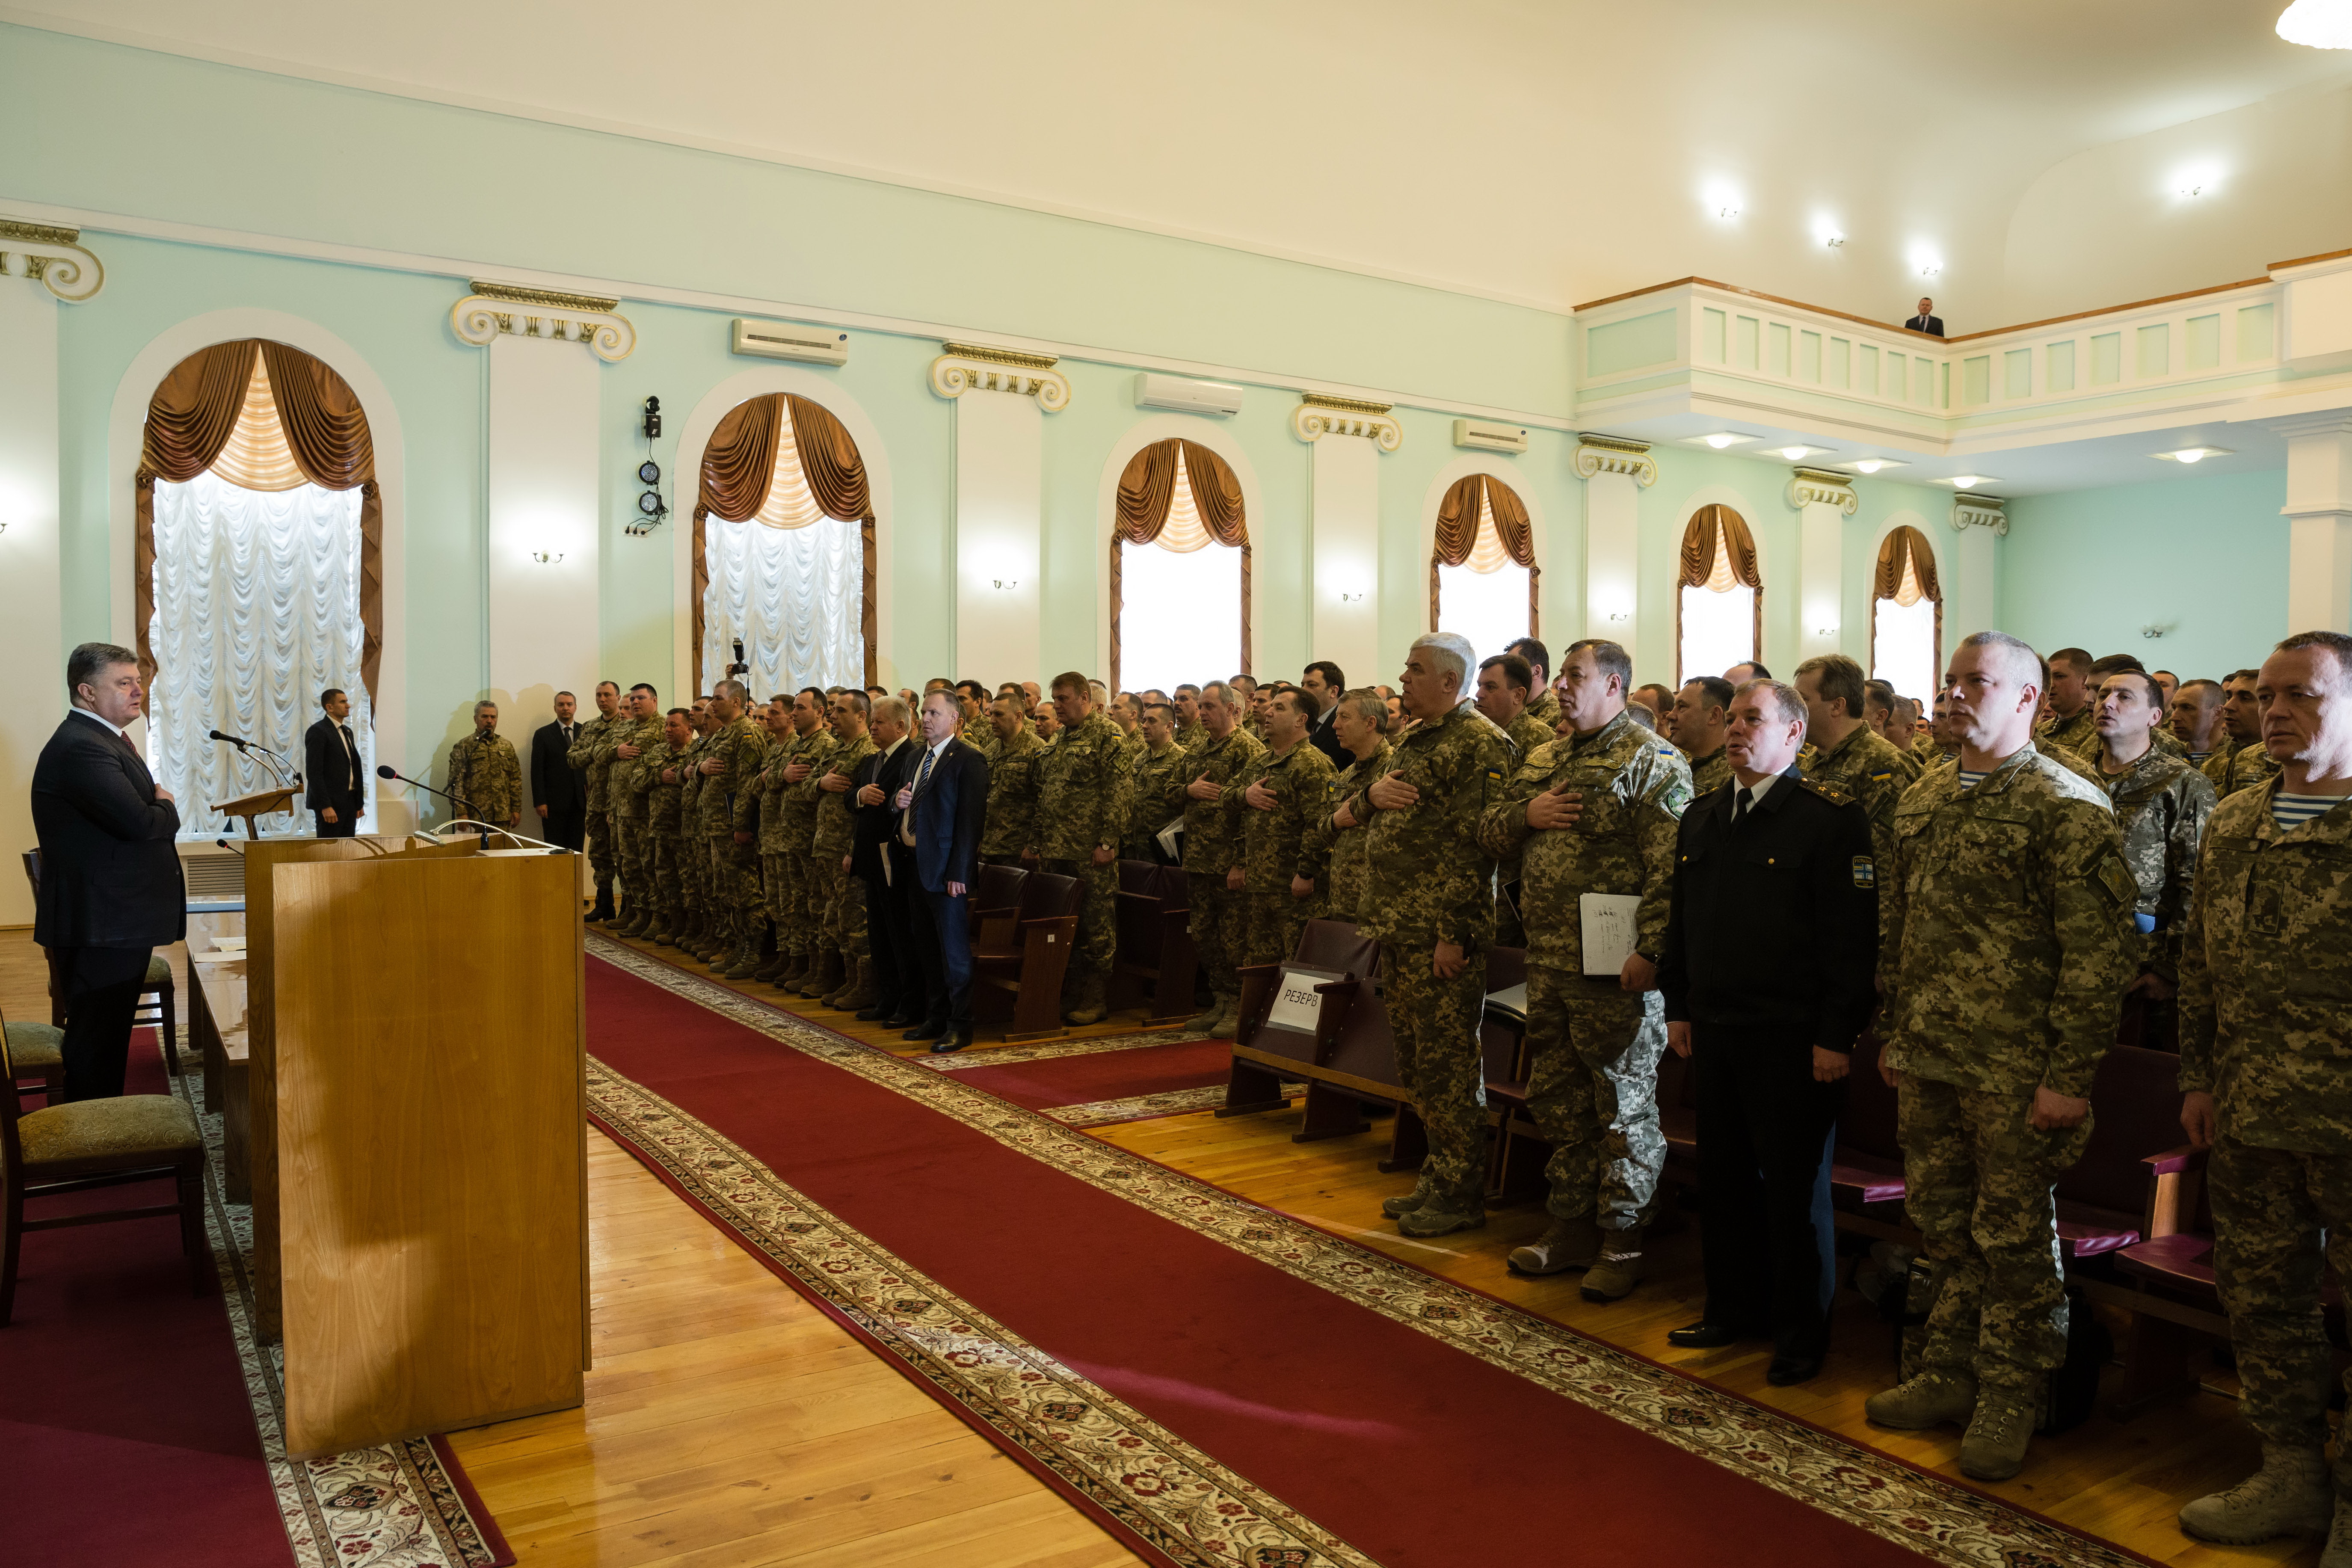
1905, 297, 1944, 336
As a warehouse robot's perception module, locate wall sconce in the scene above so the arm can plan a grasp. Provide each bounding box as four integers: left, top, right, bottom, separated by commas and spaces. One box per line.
992, 578, 1019, 591
1337, 590, 1367, 603
1815, 626, 1838, 637
532, 550, 565, 566
1607, 612, 1631, 623
2141, 623, 2170, 640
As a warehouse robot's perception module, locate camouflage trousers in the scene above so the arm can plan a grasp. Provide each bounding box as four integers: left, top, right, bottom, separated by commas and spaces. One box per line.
708, 833, 758, 946
1041, 857, 1116, 979
817, 852, 868, 958
762, 852, 794, 947
2210, 1137, 2352, 1455
786, 849, 824, 956
1241, 881, 1321, 969
1185, 876, 1248, 997
1522, 967, 1667, 1230
648, 829, 686, 928
1380, 942, 1490, 1211
586, 809, 616, 891
614, 812, 650, 913
1898, 1075, 2093, 1393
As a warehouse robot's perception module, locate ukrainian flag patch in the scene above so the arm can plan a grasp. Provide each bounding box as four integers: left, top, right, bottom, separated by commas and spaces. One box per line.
1851, 856, 1875, 888
1485, 767, 1504, 782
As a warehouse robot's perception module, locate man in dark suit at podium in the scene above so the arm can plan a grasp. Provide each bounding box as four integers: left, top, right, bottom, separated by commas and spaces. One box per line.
30, 642, 187, 1101
901, 689, 991, 1052
530, 690, 588, 851
304, 687, 365, 837
1905, 296, 1945, 337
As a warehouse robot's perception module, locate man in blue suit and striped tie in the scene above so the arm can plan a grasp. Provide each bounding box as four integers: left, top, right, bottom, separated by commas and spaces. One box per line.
898, 689, 992, 1052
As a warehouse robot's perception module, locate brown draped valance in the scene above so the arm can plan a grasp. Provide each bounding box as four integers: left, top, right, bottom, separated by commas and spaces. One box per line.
1677, 504, 1761, 590
136, 340, 383, 706
1109, 439, 1251, 694
1872, 524, 1942, 605
1428, 473, 1539, 634
691, 393, 878, 693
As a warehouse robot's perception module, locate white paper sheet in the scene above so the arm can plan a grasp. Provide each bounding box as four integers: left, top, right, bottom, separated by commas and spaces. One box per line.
1579, 892, 1641, 977
1264, 969, 1328, 1033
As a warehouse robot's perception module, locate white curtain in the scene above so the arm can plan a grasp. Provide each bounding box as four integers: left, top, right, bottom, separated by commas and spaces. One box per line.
1874, 595, 1940, 703
1121, 538, 1243, 695
703, 514, 865, 700
149, 469, 372, 836
1436, 483, 1532, 664
1678, 584, 1757, 686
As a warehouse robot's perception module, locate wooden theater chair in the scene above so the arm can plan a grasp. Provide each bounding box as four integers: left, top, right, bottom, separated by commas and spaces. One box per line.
966, 862, 1028, 941
1221, 919, 1386, 1143
970, 869, 1082, 1042
1107, 862, 1198, 1025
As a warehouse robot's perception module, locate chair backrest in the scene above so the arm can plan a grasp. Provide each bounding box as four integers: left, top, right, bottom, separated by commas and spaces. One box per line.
2061, 1043, 2192, 1217
1838, 1036, 1902, 1162
1020, 870, 1082, 921
19, 848, 37, 901
1153, 865, 1190, 910
1486, 944, 1527, 995
1289, 918, 1379, 979
973, 861, 1027, 913
0, 1023, 22, 1171
1117, 858, 1157, 895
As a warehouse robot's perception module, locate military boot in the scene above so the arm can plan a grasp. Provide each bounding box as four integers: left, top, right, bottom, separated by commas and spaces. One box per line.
750, 945, 790, 983
1186, 996, 1224, 1030
1508, 1214, 1604, 1276
617, 905, 646, 939
828, 955, 872, 1010
2322, 1499, 2352, 1568
799, 949, 843, 1000
1397, 1192, 1487, 1239
647, 913, 674, 946
1864, 1369, 1978, 1431
706, 923, 738, 972
1062, 970, 1109, 1026
723, 941, 763, 981
1579, 1226, 1646, 1301
2180, 1445, 2333, 1544
589, 884, 616, 924
1208, 993, 1242, 1039
1381, 1174, 1434, 1218
771, 950, 808, 990
1958, 1389, 2035, 1481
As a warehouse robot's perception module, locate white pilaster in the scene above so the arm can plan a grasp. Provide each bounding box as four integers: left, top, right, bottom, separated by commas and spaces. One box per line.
1948, 493, 2006, 638
1294, 396, 1395, 682
1788, 468, 1856, 662
1574, 436, 1655, 649
0, 275, 66, 922
2281, 416, 2352, 634
936, 345, 1070, 686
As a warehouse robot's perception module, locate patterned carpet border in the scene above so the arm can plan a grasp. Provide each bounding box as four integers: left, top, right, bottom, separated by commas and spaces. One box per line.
915, 1027, 1212, 1071
1046, 1083, 1301, 1128
165, 1038, 510, 1568
591, 936, 2151, 1568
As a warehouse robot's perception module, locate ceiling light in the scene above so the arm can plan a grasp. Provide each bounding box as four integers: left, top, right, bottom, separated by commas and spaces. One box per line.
1772, 444, 1821, 461
1691, 432, 1756, 450
1701, 180, 1744, 221
1842, 458, 1909, 475
1940, 474, 1999, 488
2154, 446, 2234, 464
2278, 0, 2352, 48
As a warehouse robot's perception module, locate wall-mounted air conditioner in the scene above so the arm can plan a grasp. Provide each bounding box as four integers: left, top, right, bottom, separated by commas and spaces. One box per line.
732, 319, 850, 365
1135, 372, 1245, 418
1454, 418, 1529, 454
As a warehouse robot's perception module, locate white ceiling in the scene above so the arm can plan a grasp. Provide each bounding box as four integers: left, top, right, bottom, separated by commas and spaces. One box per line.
17, 0, 2352, 329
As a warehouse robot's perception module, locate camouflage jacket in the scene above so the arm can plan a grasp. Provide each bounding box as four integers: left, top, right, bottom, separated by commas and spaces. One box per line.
1181, 727, 1265, 876
641, 742, 689, 833
2178, 781, 2352, 1153
1881, 745, 2136, 1098
1686, 747, 1734, 800
749, 729, 810, 852
2093, 741, 2218, 980
811, 732, 877, 858
2037, 735, 2103, 786
1525, 688, 1561, 732
778, 728, 838, 853
1174, 717, 1207, 756
1354, 701, 1512, 953
2204, 738, 2281, 800
697, 715, 767, 835
566, 711, 622, 814
611, 715, 666, 820
1800, 722, 1914, 866
1031, 712, 1128, 859
980, 729, 1046, 857
2039, 707, 2100, 756
1300, 740, 1392, 920
1505, 710, 1553, 766
1123, 739, 1194, 849
1238, 739, 1336, 897
1480, 707, 1691, 975
445, 730, 521, 825
1910, 732, 1949, 770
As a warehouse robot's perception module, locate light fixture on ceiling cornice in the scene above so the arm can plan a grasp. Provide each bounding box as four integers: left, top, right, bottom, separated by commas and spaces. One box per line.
1841, 458, 1909, 475
2278, 0, 2352, 48
1771, 444, 1825, 461
1938, 474, 1999, 488
1690, 432, 1757, 450
2154, 446, 2234, 464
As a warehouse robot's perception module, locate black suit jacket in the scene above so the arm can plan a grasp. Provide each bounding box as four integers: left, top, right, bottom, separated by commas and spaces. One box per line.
1904, 314, 1944, 338
31, 713, 187, 950
1654, 768, 1877, 1051
1306, 705, 1349, 769
906, 738, 990, 892
304, 716, 364, 810
531, 720, 586, 814
850, 740, 918, 880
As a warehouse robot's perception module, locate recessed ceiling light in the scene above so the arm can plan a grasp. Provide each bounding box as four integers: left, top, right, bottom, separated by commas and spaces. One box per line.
1842, 458, 1909, 475
2278, 0, 2352, 49
1688, 432, 1756, 450
1771, 444, 1822, 461
2154, 446, 2233, 464
1940, 474, 1999, 488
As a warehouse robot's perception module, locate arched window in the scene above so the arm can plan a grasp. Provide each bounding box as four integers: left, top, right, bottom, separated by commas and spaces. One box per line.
693, 393, 876, 697
138, 340, 381, 835
1675, 504, 1761, 684
1111, 439, 1248, 695
1431, 473, 1537, 661
1871, 525, 1943, 703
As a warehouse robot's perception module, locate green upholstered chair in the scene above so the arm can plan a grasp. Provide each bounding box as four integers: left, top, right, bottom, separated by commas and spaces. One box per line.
2, 1011, 65, 1106
0, 1026, 208, 1327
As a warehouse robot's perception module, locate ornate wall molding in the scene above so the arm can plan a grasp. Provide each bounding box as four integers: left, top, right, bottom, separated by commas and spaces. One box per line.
450, 279, 636, 362
1787, 466, 1858, 515
930, 342, 1072, 410
0, 217, 105, 302
1571, 433, 1656, 487
1951, 493, 2009, 536
1292, 394, 1402, 452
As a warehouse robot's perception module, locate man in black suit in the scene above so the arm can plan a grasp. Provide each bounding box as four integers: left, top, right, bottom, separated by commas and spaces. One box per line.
304, 687, 365, 837
530, 690, 588, 852
851, 697, 921, 1023
1300, 660, 1349, 768
1905, 296, 1945, 337
30, 642, 187, 1101
1656, 678, 1878, 1386
899, 689, 991, 1052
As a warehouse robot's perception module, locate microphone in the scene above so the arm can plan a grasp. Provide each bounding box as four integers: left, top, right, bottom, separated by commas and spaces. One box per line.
209, 728, 251, 749
378, 762, 471, 817
212, 837, 246, 857
211, 728, 296, 787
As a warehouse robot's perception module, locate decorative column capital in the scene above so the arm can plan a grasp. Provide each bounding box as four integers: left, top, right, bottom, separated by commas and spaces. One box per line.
1572, 433, 1656, 486
0, 217, 104, 302
1293, 394, 1402, 452
1788, 466, 1858, 515
1951, 493, 2008, 536
930, 342, 1071, 410
451, 280, 636, 362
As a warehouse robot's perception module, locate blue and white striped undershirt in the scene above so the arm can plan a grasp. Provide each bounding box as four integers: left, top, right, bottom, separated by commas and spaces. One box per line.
1957, 769, 1989, 790
2272, 792, 2348, 833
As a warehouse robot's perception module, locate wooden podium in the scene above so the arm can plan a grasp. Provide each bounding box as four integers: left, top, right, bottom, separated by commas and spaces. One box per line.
213, 785, 298, 840
238, 834, 587, 1458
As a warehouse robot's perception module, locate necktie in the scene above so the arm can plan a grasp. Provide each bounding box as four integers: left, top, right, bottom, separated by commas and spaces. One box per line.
901, 745, 937, 846
1733, 786, 1751, 825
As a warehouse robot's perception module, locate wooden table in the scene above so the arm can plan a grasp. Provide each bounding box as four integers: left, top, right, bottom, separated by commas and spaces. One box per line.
184, 910, 252, 1201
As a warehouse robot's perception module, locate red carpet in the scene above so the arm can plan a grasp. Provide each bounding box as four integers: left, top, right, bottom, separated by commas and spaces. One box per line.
585, 951, 2147, 1568
943, 1035, 1235, 1112
1, 1033, 287, 1568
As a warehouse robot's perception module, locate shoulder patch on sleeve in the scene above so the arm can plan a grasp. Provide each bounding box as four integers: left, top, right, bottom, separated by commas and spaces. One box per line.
1851, 855, 1875, 888
1485, 766, 1504, 782
2091, 848, 2137, 908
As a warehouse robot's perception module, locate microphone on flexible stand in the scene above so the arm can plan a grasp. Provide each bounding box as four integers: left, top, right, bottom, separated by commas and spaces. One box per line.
210, 729, 297, 788
376, 765, 571, 853
212, 838, 246, 857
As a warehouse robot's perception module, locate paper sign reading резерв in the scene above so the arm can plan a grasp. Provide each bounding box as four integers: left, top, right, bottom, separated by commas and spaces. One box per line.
1579, 892, 1641, 977
1265, 969, 1328, 1033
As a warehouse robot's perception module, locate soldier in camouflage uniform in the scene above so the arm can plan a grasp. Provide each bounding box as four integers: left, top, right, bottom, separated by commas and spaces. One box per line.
1864, 632, 2137, 1485
1027, 673, 1131, 1024
1352, 634, 1512, 1238
1234, 689, 1337, 966
673, 700, 715, 957
1181, 682, 1265, 1034
640, 708, 693, 943
980, 694, 1046, 866
1508, 638, 1558, 735
445, 701, 523, 831
2035, 646, 2100, 756
1479, 639, 1691, 1294
608, 686, 664, 938
698, 680, 770, 977
1123, 700, 1193, 863
737, 697, 799, 981
2205, 669, 2284, 800
2089, 671, 2216, 1003
799, 691, 876, 1002
1298, 690, 1392, 922
1172, 685, 1207, 754
2169, 676, 2230, 769
566, 681, 625, 922
767, 688, 836, 988
1797, 655, 1917, 954
1473, 653, 1552, 946
1671, 677, 1736, 798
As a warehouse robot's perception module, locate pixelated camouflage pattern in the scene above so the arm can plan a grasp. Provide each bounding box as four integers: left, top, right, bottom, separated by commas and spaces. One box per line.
1180, 728, 1265, 876
567, 711, 622, 813
1380, 941, 1491, 1211
1354, 702, 1512, 953
2206, 1137, 2352, 1450
1299, 740, 1392, 920
1478, 707, 1691, 974
1525, 687, 1561, 732
610, 715, 665, 821
1505, 710, 1553, 766
2035, 735, 2103, 786
980, 728, 1045, 858
445, 730, 521, 825
1121, 738, 1194, 855
811, 732, 877, 858
2038, 707, 2099, 757
1879, 744, 2136, 1099
1237, 739, 1336, 965
1685, 747, 1733, 800
1799, 721, 1914, 866
2092, 741, 2216, 979
2203, 738, 2281, 800
1031, 711, 1129, 860
696, 714, 767, 833
1523, 966, 1667, 1229
747, 729, 808, 853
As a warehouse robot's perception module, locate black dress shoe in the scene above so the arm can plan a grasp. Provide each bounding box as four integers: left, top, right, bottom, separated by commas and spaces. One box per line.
1765, 1353, 1824, 1386
928, 1026, 972, 1055
1666, 1320, 1744, 1349
903, 1019, 948, 1042
856, 996, 900, 1022
883, 1010, 918, 1029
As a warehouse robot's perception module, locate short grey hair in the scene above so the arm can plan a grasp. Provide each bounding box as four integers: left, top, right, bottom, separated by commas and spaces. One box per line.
1958, 630, 2042, 690
1407, 632, 1476, 692
473, 699, 498, 717
870, 695, 911, 729
1736, 678, 1808, 733
1337, 686, 1388, 728
67, 641, 137, 697
716, 677, 749, 705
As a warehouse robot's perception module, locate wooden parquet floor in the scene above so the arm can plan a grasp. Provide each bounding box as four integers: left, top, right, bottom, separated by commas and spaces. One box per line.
0, 922, 2311, 1566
